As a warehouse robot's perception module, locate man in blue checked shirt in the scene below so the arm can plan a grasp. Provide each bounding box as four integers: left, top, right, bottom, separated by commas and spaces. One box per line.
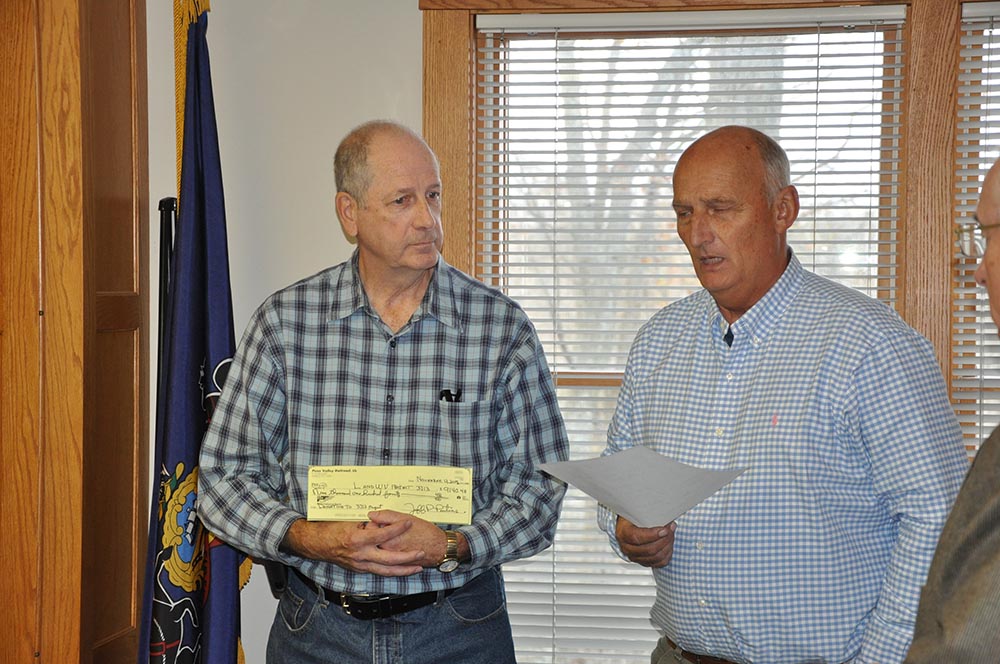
197, 120, 569, 664
904, 159, 1000, 663
599, 126, 968, 664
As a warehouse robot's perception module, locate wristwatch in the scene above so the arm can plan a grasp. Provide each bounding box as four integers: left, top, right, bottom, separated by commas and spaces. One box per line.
437, 530, 460, 573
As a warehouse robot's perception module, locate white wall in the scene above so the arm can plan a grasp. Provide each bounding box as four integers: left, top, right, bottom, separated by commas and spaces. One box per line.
146, 1, 423, 660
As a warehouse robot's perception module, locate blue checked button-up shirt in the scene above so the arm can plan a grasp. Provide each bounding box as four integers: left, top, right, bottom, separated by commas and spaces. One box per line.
198, 252, 569, 595
599, 254, 968, 664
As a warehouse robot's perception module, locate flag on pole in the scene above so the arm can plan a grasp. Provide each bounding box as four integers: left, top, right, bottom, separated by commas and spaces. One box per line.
137, 4, 246, 663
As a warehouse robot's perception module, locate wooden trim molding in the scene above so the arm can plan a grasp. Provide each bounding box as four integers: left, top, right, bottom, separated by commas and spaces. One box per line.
423, 9, 476, 275
38, 0, 87, 660
419, 0, 890, 10
903, 0, 961, 368
1, 0, 45, 660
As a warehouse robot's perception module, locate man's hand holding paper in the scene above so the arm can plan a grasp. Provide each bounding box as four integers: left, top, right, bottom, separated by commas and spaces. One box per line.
616, 518, 677, 568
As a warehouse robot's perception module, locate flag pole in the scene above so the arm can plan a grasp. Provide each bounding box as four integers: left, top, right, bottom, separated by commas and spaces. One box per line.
156, 197, 176, 376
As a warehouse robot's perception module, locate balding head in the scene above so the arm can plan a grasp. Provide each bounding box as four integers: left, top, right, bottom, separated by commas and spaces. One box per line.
335, 120, 438, 205
679, 126, 791, 204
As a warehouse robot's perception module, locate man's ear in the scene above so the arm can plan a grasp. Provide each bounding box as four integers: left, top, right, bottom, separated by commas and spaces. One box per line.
336, 191, 359, 239
774, 184, 800, 231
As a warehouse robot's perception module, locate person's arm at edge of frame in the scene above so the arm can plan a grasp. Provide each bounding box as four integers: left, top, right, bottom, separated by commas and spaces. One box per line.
903, 428, 1000, 663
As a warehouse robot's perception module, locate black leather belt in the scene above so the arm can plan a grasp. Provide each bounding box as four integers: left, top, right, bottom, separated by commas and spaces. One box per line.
294, 569, 455, 620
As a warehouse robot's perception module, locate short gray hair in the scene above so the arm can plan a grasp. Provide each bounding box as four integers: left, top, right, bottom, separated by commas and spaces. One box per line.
747, 129, 791, 203
333, 120, 435, 205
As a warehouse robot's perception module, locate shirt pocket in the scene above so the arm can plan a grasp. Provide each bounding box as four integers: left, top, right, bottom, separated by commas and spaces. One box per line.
437, 399, 493, 471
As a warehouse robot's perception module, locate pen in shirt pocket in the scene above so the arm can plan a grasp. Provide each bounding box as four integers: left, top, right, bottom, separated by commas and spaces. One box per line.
439, 388, 462, 402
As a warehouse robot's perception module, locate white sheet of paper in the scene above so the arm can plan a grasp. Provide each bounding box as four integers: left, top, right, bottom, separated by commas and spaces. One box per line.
539, 446, 746, 528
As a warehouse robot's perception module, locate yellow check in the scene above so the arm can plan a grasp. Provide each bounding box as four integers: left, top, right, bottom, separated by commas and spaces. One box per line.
307, 465, 473, 524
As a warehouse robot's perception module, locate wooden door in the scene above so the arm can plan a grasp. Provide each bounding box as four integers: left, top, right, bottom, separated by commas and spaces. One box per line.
0, 1, 149, 662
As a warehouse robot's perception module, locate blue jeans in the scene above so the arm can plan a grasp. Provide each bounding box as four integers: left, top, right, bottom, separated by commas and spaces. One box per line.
266, 566, 516, 664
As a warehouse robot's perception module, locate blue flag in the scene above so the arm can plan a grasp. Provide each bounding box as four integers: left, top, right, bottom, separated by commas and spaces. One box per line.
137, 10, 244, 664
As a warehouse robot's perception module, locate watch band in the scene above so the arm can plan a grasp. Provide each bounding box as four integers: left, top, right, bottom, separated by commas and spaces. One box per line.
438, 530, 460, 573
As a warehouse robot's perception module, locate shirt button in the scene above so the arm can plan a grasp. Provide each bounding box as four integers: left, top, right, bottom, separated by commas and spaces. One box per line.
389, 339, 397, 349
714, 427, 724, 437
698, 598, 709, 607
696, 541, 704, 550
726, 372, 734, 381
386, 394, 394, 404
382, 448, 391, 458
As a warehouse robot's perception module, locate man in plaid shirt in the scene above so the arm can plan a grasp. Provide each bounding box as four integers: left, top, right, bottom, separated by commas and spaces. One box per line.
198, 120, 569, 664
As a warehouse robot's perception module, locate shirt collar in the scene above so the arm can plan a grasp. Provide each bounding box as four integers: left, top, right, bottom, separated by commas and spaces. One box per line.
708, 249, 804, 344
327, 250, 462, 331
424, 255, 462, 330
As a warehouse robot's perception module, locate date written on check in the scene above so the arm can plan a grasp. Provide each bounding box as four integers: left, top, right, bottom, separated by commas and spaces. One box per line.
307, 465, 473, 524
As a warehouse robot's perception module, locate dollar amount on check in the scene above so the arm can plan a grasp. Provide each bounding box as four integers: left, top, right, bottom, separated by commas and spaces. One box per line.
307, 465, 472, 524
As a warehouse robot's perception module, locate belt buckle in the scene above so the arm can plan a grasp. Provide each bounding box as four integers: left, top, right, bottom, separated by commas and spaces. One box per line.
341, 593, 393, 619
340, 593, 375, 617
340, 594, 354, 615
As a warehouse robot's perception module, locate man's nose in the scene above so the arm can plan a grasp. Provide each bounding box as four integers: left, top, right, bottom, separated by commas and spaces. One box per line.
975, 259, 988, 288
414, 200, 437, 228
687, 210, 714, 246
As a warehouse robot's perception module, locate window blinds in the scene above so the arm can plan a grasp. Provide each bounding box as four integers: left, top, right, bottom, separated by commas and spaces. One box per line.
954, 2, 1000, 451
475, 7, 907, 661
